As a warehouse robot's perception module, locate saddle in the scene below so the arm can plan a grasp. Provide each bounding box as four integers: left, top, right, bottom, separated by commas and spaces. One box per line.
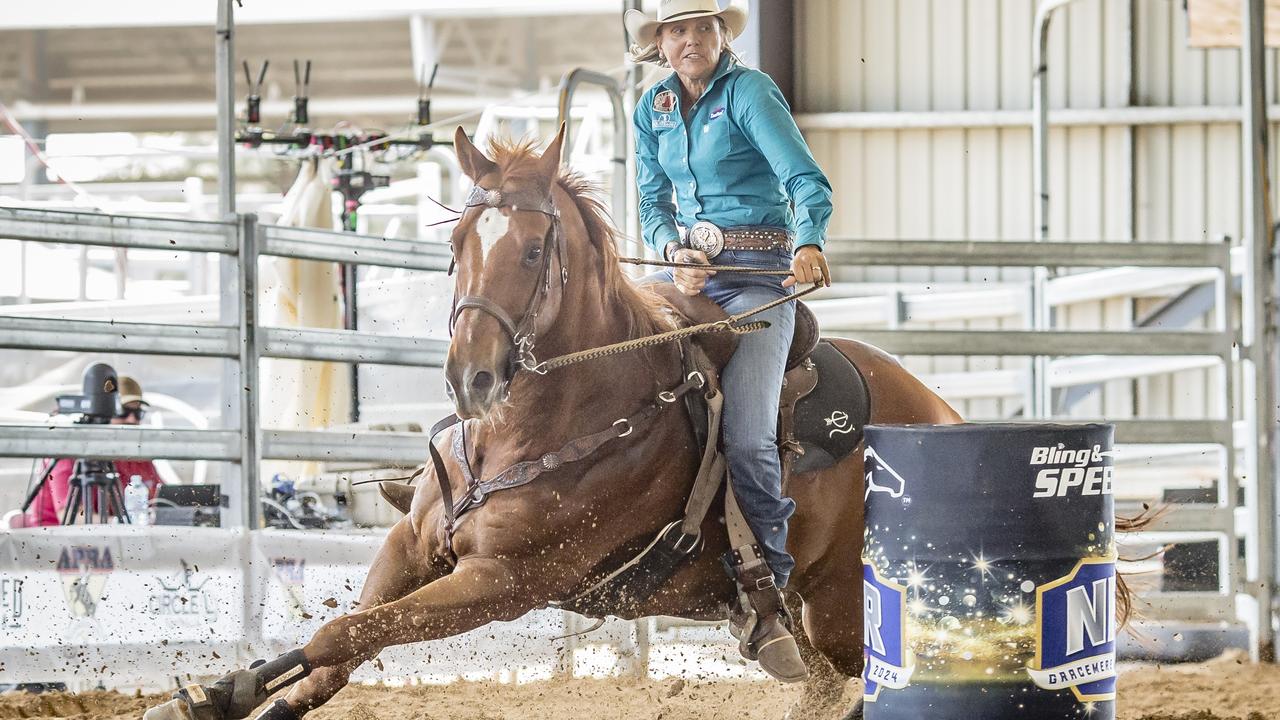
646, 284, 871, 478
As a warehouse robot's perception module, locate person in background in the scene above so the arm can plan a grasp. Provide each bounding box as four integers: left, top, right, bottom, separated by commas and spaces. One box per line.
22, 375, 165, 527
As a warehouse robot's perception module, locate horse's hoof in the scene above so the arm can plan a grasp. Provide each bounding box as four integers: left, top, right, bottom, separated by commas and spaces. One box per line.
143, 698, 195, 720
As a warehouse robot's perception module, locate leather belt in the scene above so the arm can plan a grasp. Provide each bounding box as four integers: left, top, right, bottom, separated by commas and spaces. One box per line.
687, 222, 791, 259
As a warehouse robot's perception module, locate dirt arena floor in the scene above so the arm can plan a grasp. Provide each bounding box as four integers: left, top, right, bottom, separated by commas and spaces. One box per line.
2, 652, 1277, 720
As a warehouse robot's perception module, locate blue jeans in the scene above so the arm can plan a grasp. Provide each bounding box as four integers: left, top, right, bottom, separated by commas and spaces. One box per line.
645, 248, 797, 586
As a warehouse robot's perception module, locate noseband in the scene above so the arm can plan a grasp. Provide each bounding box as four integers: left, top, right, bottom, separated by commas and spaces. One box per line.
450, 183, 568, 376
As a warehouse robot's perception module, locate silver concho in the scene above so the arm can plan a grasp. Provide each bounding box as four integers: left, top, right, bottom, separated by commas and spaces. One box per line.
483, 188, 504, 208
688, 221, 725, 259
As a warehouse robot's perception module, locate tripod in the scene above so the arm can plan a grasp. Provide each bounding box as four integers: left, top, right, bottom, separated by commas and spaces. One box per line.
22, 457, 131, 525
62, 459, 128, 525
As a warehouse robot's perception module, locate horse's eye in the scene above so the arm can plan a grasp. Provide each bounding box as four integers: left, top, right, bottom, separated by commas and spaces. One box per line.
524, 244, 543, 265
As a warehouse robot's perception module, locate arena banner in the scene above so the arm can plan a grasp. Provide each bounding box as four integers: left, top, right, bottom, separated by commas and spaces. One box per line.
0, 525, 246, 690
0, 525, 664, 689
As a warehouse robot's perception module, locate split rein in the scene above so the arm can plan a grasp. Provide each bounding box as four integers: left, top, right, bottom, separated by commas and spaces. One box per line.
520, 256, 823, 375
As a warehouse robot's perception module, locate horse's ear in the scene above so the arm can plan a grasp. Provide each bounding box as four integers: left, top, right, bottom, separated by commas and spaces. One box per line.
537, 122, 567, 179
454, 126, 497, 183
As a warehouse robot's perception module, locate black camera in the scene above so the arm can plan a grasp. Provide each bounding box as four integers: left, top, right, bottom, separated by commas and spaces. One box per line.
55, 363, 121, 424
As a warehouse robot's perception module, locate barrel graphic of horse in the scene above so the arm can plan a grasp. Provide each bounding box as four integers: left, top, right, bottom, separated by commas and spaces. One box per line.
862, 423, 1116, 719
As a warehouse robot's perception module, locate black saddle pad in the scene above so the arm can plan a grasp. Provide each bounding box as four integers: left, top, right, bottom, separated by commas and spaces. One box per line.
791, 341, 872, 474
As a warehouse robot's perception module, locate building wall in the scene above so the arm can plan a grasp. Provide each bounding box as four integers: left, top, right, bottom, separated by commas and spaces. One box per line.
793, 0, 1262, 420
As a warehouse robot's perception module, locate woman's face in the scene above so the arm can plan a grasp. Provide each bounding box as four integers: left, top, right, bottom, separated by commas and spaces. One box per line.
658, 17, 724, 84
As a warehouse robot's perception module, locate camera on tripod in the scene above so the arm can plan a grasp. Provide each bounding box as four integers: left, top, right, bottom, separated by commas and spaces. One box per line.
55, 362, 122, 424
21, 363, 133, 525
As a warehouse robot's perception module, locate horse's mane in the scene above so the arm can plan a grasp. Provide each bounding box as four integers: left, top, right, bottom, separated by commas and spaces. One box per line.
487, 137, 667, 342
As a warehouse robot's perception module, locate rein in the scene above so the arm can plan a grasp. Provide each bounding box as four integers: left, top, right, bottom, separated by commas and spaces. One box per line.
521, 256, 824, 374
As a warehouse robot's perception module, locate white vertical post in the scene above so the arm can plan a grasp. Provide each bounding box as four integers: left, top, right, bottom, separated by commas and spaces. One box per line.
216, 0, 236, 219
237, 214, 262, 530
1029, 0, 1074, 418
1240, 0, 1277, 662
215, 0, 248, 528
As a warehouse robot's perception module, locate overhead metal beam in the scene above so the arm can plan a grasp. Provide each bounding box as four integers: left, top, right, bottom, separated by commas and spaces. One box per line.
0, 0, 618, 30
5, 95, 520, 124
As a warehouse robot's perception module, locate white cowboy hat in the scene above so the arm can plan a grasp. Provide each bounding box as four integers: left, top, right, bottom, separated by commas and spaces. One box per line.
625, 0, 749, 47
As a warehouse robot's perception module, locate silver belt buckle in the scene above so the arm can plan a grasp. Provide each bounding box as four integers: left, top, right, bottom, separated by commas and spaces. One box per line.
688, 221, 725, 259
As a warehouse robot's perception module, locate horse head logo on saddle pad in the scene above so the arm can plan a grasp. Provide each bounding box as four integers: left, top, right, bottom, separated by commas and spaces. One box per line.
863, 446, 907, 500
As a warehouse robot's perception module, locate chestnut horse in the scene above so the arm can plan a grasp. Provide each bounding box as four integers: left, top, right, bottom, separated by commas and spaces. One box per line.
145, 128, 962, 720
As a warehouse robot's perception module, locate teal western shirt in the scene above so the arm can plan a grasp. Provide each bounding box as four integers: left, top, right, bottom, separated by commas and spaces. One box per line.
634, 55, 833, 252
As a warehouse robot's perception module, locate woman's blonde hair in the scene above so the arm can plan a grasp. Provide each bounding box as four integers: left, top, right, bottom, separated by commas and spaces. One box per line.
629, 15, 742, 67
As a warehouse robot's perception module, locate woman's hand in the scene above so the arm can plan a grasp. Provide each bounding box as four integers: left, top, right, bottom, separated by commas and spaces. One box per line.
671, 248, 717, 296
783, 245, 830, 288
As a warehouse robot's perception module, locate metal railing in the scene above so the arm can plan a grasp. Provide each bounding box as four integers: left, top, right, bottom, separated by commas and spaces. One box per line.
0, 206, 450, 527
0, 201, 1267, 652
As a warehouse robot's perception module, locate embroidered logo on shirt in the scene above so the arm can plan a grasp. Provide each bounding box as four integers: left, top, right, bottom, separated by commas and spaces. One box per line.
710, 106, 725, 120
653, 114, 677, 130
653, 90, 677, 113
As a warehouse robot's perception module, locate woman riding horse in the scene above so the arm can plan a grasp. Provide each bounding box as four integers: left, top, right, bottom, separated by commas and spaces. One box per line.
144, 122, 966, 720
627, 0, 834, 682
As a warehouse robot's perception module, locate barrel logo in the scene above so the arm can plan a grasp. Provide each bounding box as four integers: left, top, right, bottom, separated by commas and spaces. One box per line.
862, 562, 914, 701
863, 446, 907, 500
1026, 557, 1117, 702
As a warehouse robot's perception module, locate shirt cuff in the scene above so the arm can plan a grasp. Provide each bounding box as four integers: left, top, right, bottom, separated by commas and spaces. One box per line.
651, 226, 681, 250
795, 232, 824, 250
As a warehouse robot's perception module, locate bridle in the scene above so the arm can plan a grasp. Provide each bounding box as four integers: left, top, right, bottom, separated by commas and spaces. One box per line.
449, 183, 569, 378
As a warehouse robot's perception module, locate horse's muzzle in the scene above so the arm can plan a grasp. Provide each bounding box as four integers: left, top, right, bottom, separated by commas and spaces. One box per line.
445, 360, 510, 419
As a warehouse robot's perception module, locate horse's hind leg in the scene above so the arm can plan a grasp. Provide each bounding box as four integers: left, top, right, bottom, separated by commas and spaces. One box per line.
793, 573, 865, 720
782, 593, 849, 720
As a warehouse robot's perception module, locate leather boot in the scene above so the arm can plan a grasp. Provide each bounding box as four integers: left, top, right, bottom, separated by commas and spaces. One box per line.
726, 545, 808, 683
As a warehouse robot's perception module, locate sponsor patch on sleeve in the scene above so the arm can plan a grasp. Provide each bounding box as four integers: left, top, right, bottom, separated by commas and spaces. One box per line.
653, 90, 677, 113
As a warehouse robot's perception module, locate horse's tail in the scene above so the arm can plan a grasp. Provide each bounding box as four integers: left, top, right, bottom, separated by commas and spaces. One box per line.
1116, 503, 1170, 628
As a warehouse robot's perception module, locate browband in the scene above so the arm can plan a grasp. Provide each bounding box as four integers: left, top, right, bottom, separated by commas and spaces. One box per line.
463, 185, 558, 218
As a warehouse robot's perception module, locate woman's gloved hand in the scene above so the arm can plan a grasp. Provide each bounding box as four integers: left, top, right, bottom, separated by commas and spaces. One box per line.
783, 245, 830, 288
672, 247, 717, 296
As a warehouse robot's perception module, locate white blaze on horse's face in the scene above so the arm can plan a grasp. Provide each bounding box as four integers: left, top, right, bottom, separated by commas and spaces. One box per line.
475, 207, 510, 266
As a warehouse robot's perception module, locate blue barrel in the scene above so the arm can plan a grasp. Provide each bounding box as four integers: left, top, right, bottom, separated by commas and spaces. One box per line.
862, 423, 1116, 720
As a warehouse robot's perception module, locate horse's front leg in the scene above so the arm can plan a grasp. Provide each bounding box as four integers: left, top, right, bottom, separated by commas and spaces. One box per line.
145, 556, 536, 720
277, 521, 449, 718
302, 556, 531, 667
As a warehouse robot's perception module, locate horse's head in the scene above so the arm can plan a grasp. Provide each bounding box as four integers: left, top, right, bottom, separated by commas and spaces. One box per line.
445, 125, 569, 419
